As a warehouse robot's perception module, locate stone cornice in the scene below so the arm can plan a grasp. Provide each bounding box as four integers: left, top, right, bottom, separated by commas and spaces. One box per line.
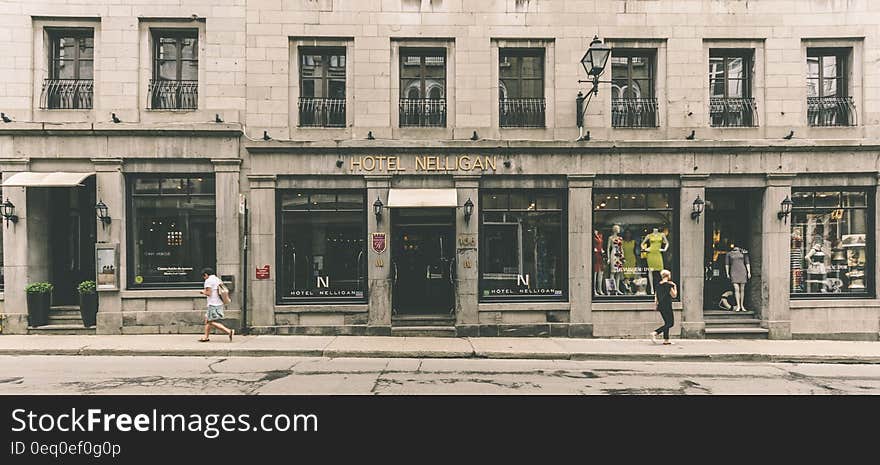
0, 123, 242, 138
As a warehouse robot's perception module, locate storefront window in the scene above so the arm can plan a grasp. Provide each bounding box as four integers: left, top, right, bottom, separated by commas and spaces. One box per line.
593, 191, 677, 298
790, 189, 873, 296
128, 176, 216, 287
278, 190, 366, 303
480, 190, 566, 301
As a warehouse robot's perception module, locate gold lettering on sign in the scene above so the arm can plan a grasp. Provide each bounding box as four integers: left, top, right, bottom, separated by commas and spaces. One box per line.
415, 156, 427, 171
472, 157, 485, 170
376, 258, 384, 267
349, 155, 498, 172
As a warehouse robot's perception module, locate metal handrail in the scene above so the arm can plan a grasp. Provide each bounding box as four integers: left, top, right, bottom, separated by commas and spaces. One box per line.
611, 97, 659, 128
807, 96, 856, 127
39, 79, 93, 110
148, 79, 198, 110
298, 97, 346, 127
399, 98, 447, 127
710, 97, 758, 127
499, 98, 546, 128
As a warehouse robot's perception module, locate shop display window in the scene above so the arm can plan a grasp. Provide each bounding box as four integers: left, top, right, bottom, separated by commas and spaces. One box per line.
790, 189, 873, 296
278, 190, 367, 303
480, 190, 566, 301
128, 176, 216, 287
593, 191, 677, 298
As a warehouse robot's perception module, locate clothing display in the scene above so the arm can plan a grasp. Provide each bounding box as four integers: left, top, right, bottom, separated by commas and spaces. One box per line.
644, 232, 665, 271
608, 235, 624, 273
621, 239, 637, 278
592, 231, 604, 273
725, 247, 750, 284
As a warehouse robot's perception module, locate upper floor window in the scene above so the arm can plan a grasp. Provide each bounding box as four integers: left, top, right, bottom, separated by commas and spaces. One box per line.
40, 29, 94, 110
399, 49, 446, 127
298, 48, 346, 127
709, 50, 757, 127
149, 29, 198, 110
807, 48, 855, 127
499, 48, 545, 128
611, 50, 658, 128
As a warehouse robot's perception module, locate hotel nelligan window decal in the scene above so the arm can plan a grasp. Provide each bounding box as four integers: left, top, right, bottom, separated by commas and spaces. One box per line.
278, 190, 367, 303
480, 190, 567, 300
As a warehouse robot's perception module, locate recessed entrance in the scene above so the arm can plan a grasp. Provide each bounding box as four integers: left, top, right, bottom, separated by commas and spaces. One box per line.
49, 177, 97, 306
391, 208, 455, 316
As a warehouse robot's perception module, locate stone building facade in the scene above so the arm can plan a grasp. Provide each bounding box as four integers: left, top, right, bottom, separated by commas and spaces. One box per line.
1, 0, 879, 340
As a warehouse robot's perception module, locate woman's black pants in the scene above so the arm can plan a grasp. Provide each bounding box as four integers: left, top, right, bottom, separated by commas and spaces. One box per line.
655, 307, 674, 340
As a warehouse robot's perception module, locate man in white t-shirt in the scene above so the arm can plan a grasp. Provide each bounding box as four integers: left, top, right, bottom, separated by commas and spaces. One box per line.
198, 267, 234, 342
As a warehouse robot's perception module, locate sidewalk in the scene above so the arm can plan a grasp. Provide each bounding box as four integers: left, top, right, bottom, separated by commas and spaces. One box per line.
0, 335, 878, 363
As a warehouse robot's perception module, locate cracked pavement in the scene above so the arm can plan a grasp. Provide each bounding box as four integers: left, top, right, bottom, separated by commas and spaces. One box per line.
0, 355, 879, 394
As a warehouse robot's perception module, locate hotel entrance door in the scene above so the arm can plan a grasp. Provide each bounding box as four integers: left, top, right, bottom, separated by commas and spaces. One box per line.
391, 209, 455, 315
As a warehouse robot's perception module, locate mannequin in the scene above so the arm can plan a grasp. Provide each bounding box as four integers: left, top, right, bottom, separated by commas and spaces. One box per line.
725, 243, 751, 312
641, 227, 669, 294
592, 230, 605, 295
804, 237, 827, 293
621, 229, 637, 294
606, 224, 625, 295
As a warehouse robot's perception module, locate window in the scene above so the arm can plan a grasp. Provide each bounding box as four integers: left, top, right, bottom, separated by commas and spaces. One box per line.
709, 50, 757, 127
499, 48, 545, 127
480, 190, 566, 301
278, 190, 367, 303
593, 191, 678, 299
149, 30, 198, 110
611, 50, 658, 128
128, 176, 216, 287
399, 49, 446, 127
807, 48, 855, 126
298, 47, 346, 127
40, 29, 94, 109
790, 189, 873, 297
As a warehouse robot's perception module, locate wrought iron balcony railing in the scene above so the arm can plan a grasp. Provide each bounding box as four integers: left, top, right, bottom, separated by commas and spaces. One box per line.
148, 80, 198, 110
298, 97, 346, 127
40, 79, 93, 110
808, 96, 856, 127
710, 97, 758, 128
612, 97, 659, 128
399, 98, 447, 127
499, 98, 546, 128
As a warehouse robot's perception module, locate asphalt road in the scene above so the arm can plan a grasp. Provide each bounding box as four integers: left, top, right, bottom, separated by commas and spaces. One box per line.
0, 355, 879, 394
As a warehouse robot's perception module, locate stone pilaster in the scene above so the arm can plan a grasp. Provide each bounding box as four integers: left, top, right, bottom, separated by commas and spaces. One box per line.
568, 174, 594, 337
454, 175, 479, 336
762, 174, 794, 339
0, 159, 30, 333
93, 158, 124, 334
247, 175, 276, 327
213, 159, 242, 313
366, 175, 392, 334
679, 175, 708, 338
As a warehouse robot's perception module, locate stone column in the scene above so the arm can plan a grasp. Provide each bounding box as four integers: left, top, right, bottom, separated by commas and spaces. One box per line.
762, 174, 794, 339
568, 175, 594, 338
366, 175, 392, 335
679, 175, 708, 338
247, 175, 276, 328
454, 175, 479, 337
0, 159, 30, 333
213, 159, 242, 320
93, 158, 124, 335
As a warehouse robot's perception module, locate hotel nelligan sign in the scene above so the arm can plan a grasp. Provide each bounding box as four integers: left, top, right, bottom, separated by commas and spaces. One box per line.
348, 155, 499, 172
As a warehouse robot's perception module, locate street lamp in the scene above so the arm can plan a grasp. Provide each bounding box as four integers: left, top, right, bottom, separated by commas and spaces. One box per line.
577, 35, 613, 139
373, 197, 383, 222
778, 195, 793, 223
1, 199, 18, 227
463, 198, 474, 224
690, 195, 705, 223
95, 200, 111, 228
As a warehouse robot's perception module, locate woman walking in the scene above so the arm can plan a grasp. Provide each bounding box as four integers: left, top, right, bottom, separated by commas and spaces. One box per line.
198, 267, 234, 342
650, 269, 677, 345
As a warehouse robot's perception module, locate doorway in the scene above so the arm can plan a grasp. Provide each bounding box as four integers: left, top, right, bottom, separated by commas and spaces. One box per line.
703, 190, 760, 312
391, 208, 455, 315
49, 178, 97, 306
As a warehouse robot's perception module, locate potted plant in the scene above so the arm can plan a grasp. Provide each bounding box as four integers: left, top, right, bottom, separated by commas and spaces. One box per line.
25, 282, 53, 327
77, 280, 98, 328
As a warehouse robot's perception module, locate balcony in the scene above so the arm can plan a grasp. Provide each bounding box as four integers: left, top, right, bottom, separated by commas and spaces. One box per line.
399, 98, 447, 128
499, 98, 546, 128
710, 97, 758, 128
808, 96, 856, 127
39, 79, 93, 110
612, 97, 659, 128
298, 97, 346, 128
148, 80, 198, 110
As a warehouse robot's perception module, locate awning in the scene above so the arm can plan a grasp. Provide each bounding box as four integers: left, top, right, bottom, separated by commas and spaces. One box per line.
387, 189, 458, 208
2, 172, 95, 187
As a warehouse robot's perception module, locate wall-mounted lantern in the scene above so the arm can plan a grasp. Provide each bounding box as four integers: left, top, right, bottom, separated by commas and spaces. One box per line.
373, 197, 383, 221
463, 198, 474, 224
576, 35, 613, 139
1, 199, 18, 227
96, 200, 112, 228
778, 195, 793, 223
691, 195, 705, 223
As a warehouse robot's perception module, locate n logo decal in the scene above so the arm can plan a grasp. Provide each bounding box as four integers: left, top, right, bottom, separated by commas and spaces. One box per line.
517, 274, 530, 287
316, 276, 330, 288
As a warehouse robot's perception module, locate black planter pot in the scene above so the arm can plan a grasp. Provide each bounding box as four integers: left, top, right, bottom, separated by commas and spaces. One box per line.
26, 292, 51, 327
79, 293, 98, 328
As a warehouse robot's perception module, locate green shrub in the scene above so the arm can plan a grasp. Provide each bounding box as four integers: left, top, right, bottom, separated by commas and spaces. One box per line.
25, 282, 53, 294
77, 280, 97, 295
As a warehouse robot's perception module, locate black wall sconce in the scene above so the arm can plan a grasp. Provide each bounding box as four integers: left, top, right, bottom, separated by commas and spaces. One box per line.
1, 199, 18, 227
373, 197, 383, 221
463, 198, 474, 224
576, 35, 612, 140
96, 200, 111, 228
690, 195, 704, 223
778, 195, 792, 223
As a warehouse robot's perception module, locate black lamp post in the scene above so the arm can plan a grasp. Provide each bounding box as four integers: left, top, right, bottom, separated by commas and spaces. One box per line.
577, 35, 612, 138
463, 198, 474, 224
690, 195, 705, 223
778, 195, 793, 223
96, 200, 111, 228
1, 198, 18, 227
373, 197, 383, 221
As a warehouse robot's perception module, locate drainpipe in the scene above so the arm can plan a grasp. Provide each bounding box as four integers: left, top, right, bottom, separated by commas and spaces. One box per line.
241, 199, 249, 335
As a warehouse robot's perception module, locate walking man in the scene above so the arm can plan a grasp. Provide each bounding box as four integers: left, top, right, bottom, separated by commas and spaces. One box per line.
650, 269, 677, 345
199, 267, 234, 342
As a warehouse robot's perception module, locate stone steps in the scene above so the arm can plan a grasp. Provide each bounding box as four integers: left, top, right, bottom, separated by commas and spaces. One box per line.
704, 327, 769, 339
28, 324, 96, 335
392, 314, 456, 327
47, 306, 85, 327
390, 326, 457, 337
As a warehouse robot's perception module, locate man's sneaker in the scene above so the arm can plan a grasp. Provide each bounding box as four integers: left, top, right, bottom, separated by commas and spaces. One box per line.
650, 332, 658, 344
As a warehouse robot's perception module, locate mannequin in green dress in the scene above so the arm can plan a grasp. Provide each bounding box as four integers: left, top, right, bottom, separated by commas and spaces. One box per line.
640, 227, 669, 295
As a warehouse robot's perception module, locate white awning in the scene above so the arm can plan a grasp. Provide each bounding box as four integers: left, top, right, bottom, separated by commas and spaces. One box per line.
387, 189, 458, 208
2, 172, 95, 187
